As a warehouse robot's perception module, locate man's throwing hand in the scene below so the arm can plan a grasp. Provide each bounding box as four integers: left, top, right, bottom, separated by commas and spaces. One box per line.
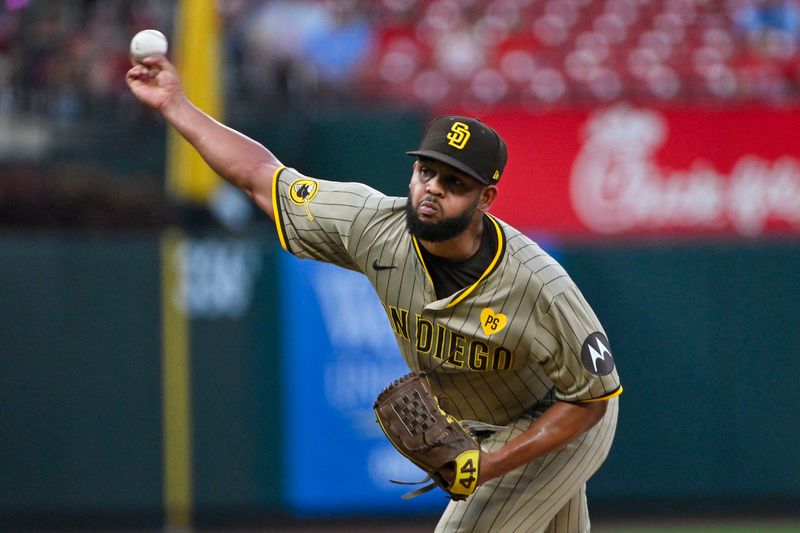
125, 56, 182, 112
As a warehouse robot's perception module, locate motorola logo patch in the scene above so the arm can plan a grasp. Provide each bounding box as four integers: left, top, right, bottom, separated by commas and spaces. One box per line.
580, 332, 615, 376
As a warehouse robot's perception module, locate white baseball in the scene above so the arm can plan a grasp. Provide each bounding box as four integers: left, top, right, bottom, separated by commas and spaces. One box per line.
129, 29, 168, 64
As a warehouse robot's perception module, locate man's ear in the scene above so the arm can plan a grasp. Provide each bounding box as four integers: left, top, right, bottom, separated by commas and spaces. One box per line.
478, 185, 498, 212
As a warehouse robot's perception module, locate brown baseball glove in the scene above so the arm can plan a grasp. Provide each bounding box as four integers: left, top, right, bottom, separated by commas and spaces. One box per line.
374, 371, 481, 500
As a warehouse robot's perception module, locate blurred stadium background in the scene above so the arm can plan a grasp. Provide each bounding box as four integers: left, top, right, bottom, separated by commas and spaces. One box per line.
1, 0, 799, 531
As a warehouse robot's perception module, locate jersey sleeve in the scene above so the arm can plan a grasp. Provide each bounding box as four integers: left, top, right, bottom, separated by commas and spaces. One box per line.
271, 167, 387, 271
532, 286, 622, 403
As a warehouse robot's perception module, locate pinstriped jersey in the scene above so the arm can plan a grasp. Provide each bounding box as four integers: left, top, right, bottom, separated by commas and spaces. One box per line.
273, 167, 621, 426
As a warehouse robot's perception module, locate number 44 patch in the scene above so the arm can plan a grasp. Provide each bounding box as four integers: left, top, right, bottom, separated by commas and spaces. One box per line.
450, 450, 481, 497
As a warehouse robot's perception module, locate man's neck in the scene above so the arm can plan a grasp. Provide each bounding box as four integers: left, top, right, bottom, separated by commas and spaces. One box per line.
418, 215, 485, 261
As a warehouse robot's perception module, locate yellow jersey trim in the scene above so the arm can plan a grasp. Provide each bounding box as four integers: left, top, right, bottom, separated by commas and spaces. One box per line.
411, 214, 506, 307
447, 214, 505, 308
271, 166, 289, 252
411, 236, 434, 287
581, 385, 623, 403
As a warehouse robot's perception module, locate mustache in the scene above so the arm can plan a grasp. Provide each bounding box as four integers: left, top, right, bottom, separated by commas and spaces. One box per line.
418, 195, 440, 208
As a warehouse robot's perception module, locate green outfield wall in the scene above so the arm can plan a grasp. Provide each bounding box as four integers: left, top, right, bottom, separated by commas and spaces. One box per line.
1, 231, 799, 526
559, 239, 800, 512
0, 233, 164, 526
0, 231, 284, 527
2, 104, 799, 526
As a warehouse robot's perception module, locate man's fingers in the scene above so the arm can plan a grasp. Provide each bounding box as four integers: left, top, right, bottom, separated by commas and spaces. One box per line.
141, 55, 171, 70
127, 65, 146, 78
126, 62, 165, 84
125, 56, 169, 78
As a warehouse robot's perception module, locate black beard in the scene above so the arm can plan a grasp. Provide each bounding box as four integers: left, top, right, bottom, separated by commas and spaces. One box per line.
405, 197, 476, 242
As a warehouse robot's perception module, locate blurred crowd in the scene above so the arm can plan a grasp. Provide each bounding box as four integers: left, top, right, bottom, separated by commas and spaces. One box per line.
0, 0, 797, 122
0, 0, 172, 121
0, 0, 799, 229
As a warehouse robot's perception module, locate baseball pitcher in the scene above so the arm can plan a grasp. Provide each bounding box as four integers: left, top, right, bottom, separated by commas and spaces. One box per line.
127, 55, 621, 533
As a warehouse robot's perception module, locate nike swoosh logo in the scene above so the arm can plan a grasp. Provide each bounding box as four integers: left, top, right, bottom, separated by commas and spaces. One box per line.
372, 259, 397, 271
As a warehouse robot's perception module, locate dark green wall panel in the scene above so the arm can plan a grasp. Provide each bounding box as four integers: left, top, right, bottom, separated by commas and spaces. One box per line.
0, 231, 286, 526
559, 240, 800, 506
235, 109, 426, 198
187, 234, 283, 521
0, 233, 163, 520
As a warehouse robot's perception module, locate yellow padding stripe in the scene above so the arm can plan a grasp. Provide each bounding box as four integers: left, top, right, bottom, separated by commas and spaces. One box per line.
160, 230, 192, 527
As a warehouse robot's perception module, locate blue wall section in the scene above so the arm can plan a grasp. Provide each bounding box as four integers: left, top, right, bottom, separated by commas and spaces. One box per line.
279, 254, 449, 516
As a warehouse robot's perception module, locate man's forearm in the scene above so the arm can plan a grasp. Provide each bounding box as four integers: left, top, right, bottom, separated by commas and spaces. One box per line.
480, 400, 608, 483
160, 93, 282, 213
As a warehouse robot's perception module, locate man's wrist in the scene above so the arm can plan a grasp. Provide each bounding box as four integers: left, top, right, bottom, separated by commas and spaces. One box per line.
478, 449, 505, 484
159, 90, 189, 120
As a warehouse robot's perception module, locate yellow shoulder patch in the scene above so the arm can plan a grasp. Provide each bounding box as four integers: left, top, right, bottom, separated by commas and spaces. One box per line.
289, 178, 318, 221
289, 178, 318, 205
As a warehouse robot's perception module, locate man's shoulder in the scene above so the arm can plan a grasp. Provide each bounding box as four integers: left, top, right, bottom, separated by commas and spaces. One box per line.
493, 217, 553, 265
279, 167, 406, 211
493, 216, 573, 292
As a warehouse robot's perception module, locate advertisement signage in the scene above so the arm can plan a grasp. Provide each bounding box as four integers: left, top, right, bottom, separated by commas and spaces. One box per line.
280, 255, 449, 515
481, 105, 800, 238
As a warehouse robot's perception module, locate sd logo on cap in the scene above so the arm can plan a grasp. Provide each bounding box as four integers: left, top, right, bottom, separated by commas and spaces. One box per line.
407, 115, 508, 185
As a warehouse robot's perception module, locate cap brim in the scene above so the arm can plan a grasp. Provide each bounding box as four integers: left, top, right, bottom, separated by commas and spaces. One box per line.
406, 150, 490, 185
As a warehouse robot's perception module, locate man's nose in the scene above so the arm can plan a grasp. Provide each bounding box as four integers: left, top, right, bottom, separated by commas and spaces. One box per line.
425, 176, 444, 196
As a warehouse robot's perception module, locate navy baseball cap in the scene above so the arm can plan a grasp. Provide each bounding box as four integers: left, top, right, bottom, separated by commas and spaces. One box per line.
407, 115, 508, 185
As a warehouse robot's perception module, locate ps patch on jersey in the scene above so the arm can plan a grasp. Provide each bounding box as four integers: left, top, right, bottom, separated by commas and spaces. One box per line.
480, 307, 507, 335
580, 332, 615, 376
